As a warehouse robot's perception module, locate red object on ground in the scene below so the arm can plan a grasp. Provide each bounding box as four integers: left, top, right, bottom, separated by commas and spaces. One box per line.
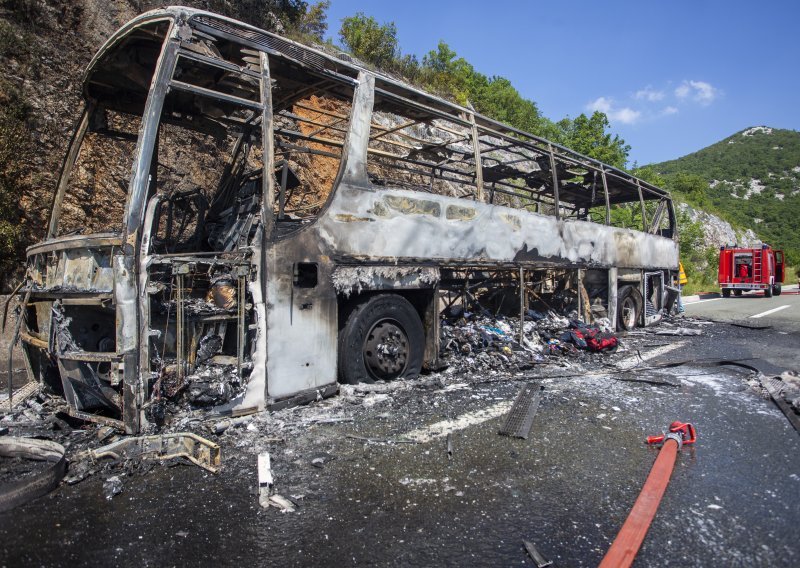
645, 421, 696, 446
598, 422, 697, 568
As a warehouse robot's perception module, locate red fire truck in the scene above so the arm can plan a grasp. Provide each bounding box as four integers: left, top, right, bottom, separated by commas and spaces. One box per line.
718, 244, 785, 297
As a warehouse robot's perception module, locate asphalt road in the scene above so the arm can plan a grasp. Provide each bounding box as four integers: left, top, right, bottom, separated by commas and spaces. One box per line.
1, 317, 799, 567
685, 284, 800, 333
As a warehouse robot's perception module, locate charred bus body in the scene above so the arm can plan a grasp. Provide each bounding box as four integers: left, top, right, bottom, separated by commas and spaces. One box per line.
17, 7, 679, 433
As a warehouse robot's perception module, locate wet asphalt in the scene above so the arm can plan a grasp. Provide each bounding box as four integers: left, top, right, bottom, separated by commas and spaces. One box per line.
1, 321, 798, 567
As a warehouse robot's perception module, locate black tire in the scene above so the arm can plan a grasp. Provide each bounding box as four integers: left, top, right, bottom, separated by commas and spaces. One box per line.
734, 289, 743, 297
773, 284, 782, 296
338, 294, 424, 384
765, 285, 773, 298
722, 288, 731, 298
617, 285, 643, 331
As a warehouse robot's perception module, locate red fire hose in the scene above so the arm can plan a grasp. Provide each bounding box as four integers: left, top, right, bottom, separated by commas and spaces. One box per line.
598, 421, 696, 568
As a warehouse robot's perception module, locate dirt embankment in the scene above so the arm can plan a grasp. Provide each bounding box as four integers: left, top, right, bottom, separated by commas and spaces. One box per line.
1, 1, 143, 288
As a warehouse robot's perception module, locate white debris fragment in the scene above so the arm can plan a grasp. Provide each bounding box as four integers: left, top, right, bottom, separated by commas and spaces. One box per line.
362, 393, 390, 407
258, 452, 273, 509
268, 494, 297, 513
654, 327, 702, 336
103, 475, 123, 500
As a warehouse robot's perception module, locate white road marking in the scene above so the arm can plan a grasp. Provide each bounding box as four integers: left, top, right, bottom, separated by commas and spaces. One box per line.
615, 341, 687, 370
402, 401, 512, 443
749, 305, 791, 319
401, 341, 689, 443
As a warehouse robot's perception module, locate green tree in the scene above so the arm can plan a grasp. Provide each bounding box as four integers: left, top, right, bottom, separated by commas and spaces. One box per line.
472, 76, 543, 135
630, 165, 666, 188
419, 41, 546, 135
664, 172, 710, 208
339, 12, 398, 67
555, 112, 630, 168
291, 0, 330, 41
420, 41, 474, 102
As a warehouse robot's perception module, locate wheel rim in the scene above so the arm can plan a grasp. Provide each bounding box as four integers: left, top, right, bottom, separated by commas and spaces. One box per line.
363, 319, 409, 380
620, 297, 637, 329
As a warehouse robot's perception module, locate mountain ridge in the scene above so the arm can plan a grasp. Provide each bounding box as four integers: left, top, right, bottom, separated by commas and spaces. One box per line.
650, 125, 800, 259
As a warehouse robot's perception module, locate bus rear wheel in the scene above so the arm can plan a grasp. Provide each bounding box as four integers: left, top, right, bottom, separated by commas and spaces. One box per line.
734, 289, 743, 297
773, 284, 782, 296
617, 285, 643, 331
722, 288, 731, 298
765, 285, 773, 298
338, 294, 424, 384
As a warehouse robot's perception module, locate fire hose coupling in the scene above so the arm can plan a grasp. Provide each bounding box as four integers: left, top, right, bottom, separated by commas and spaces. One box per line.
645, 421, 697, 447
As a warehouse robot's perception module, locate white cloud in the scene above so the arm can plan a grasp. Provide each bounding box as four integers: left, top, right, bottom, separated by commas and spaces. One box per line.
586, 97, 641, 124
611, 107, 642, 124
661, 106, 679, 116
634, 87, 665, 102
674, 80, 718, 105
675, 83, 691, 99
587, 96, 613, 114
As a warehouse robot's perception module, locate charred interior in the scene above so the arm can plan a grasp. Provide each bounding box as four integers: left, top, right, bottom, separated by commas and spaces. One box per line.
16, 7, 680, 433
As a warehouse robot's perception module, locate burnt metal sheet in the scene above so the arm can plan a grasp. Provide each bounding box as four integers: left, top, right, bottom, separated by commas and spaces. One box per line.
317, 185, 679, 270
499, 384, 544, 439
81, 432, 221, 473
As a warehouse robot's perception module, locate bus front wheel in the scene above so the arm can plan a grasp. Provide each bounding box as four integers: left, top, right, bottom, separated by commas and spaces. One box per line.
338, 294, 424, 384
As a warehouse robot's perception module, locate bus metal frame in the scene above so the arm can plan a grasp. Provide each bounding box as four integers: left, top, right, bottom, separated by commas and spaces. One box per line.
15, 7, 679, 433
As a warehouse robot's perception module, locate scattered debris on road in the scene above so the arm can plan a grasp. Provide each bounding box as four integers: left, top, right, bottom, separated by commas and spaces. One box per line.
0, 436, 67, 512
523, 539, 554, 567
756, 372, 800, 433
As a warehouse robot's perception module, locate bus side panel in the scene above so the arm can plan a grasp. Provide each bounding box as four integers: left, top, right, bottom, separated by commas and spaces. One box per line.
317, 185, 679, 270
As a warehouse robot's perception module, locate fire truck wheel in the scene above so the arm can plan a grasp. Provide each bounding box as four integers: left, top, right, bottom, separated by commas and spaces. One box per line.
765, 285, 773, 298
734, 289, 743, 297
338, 294, 424, 384
617, 285, 643, 331
773, 284, 782, 296
722, 288, 731, 298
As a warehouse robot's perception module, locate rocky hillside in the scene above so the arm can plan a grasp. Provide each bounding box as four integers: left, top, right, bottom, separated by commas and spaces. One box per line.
652, 126, 800, 259
677, 203, 759, 249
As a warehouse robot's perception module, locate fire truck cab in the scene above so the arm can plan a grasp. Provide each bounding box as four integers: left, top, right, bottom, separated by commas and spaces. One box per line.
718, 244, 784, 298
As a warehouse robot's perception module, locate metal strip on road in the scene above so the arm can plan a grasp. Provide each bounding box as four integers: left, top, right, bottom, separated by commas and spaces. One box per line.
498, 384, 544, 439
749, 305, 791, 319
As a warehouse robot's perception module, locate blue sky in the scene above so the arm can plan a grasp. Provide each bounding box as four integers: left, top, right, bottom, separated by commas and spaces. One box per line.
323, 0, 800, 166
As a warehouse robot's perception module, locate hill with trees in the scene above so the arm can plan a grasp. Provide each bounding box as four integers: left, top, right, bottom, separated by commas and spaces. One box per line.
651, 127, 800, 266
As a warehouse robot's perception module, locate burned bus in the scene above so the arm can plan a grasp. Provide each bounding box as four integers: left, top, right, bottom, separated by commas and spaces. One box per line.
14, 7, 678, 433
